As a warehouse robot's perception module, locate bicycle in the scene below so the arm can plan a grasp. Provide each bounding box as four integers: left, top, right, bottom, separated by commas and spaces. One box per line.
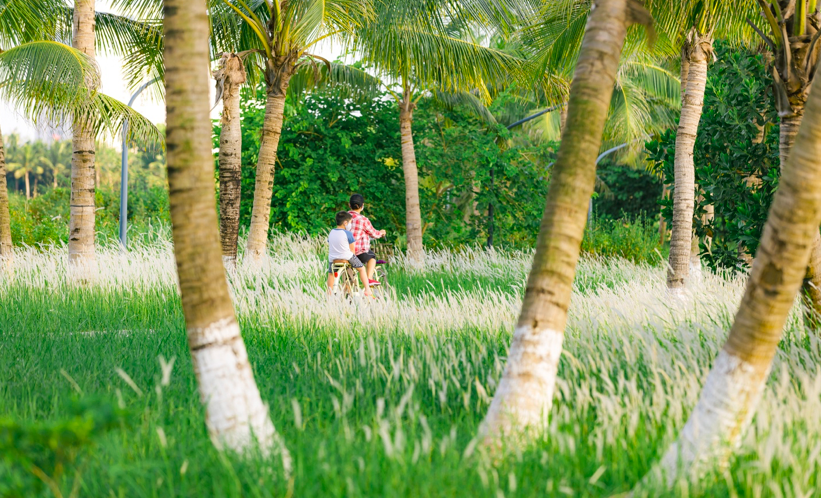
329, 260, 362, 297
328, 258, 389, 298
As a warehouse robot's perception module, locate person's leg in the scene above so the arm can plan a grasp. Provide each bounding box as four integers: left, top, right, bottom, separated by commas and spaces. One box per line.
366, 258, 377, 280
357, 251, 378, 280
357, 267, 372, 296
349, 255, 371, 296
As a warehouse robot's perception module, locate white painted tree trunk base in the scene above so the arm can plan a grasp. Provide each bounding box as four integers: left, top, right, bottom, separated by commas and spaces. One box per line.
67, 257, 98, 285
480, 325, 564, 442
191, 319, 292, 473
648, 350, 767, 488
689, 259, 703, 282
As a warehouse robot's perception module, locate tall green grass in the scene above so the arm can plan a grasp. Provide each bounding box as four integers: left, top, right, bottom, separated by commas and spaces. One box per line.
1, 236, 820, 497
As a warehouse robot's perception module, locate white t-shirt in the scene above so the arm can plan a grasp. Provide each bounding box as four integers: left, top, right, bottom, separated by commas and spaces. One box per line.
328, 229, 355, 261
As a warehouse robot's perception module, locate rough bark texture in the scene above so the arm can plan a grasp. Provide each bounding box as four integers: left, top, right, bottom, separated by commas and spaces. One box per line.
69, 0, 97, 278
399, 93, 425, 268
245, 92, 288, 261
668, 31, 712, 294
480, 0, 645, 442
164, 0, 289, 465
215, 53, 246, 264
649, 60, 821, 488
0, 125, 13, 267
780, 112, 821, 328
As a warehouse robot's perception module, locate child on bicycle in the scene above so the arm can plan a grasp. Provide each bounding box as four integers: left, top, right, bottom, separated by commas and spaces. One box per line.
327, 211, 373, 297
348, 193, 386, 286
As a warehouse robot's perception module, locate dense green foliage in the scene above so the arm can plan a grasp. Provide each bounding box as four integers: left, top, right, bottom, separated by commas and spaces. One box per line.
648, 42, 780, 272
221, 85, 555, 250
594, 162, 662, 221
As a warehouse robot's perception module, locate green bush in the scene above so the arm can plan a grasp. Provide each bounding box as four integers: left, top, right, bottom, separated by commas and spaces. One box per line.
581, 217, 664, 265
594, 162, 662, 221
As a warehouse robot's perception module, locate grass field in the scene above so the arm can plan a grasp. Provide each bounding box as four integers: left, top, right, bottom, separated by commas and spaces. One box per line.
2, 233, 821, 497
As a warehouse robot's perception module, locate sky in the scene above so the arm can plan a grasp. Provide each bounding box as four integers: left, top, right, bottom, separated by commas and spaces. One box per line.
3, 0, 343, 145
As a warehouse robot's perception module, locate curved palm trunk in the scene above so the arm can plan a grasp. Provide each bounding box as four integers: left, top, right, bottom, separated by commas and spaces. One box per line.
0, 125, 13, 267
480, 0, 649, 443
245, 92, 288, 261
667, 32, 712, 294
215, 53, 246, 264
647, 71, 821, 488
69, 0, 97, 278
164, 0, 289, 465
780, 112, 821, 328
399, 96, 424, 267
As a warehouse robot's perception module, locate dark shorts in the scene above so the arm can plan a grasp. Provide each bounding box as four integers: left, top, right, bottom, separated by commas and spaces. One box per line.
356, 250, 377, 265
328, 255, 364, 274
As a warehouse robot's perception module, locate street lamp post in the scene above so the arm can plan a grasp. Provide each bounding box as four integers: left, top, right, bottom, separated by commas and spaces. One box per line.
120, 78, 159, 249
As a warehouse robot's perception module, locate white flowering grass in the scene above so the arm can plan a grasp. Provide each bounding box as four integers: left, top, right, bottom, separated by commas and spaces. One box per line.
1, 234, 819, 496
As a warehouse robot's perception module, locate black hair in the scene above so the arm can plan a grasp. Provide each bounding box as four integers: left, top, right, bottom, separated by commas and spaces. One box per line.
349, 193, 365, 210
335, 211, 353, 226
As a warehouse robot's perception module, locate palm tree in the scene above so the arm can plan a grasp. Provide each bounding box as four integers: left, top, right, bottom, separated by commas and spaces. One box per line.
7, 143, 43, 200
213, 52, 247, 264
747, 1, 821, 327
353, 0, 522, 266
209, 0, 369, 261
637, 0, 756, 293
641, 53, 821, 490
479, 0, 652, 443
164, 0, 290, 464
38, 140, 71, 188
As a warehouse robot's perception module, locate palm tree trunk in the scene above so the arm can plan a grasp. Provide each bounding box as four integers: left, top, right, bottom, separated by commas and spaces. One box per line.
69, 0, 97, 276
24, 171, 30, 200
780, 112, 821, 328
399, 94, 424, 267
480, 0, 647, 442
0, 125, 13, 266
667, 31, 712, 294
245, 92, 287, 260
648, 69, 821, 487
216, 53, 246, 264
164, 0, 289, 465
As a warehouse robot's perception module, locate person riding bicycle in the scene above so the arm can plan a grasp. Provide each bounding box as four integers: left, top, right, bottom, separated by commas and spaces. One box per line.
348, 193, 386, 286
326, 211, 373, 297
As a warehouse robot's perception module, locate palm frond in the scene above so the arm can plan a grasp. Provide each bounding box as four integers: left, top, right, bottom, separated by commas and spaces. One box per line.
289, 61, 383, 103
0, 40, 99, 121
432, 89, 497, 125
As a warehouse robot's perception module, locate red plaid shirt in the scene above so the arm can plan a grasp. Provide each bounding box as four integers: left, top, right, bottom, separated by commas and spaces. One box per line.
348, 211, 381, 255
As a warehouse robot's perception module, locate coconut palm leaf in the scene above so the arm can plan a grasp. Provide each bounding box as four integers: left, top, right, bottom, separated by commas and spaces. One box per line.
288, 61, 383, 102
431, 89, 498, 125
0, 0, 64, 46
356, 27, 524, 97
0, 40, 100, 120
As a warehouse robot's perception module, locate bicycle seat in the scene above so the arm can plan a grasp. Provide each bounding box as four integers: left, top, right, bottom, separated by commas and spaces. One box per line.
376, 260, 387, 265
